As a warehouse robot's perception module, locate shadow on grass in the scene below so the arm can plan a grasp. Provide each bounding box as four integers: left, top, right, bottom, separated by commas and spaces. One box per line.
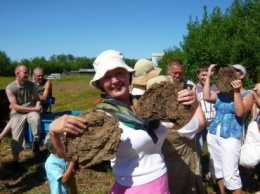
0, 148, 49, 194
240, 164, 260, 193
87, 160, 112, 172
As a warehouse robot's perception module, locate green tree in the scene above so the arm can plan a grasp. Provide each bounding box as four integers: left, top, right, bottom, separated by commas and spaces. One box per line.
159, 0, 260, 87
0, 51, 11, 76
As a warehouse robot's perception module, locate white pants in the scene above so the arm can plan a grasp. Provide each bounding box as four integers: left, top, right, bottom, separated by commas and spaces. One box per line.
207, 126, 242, 190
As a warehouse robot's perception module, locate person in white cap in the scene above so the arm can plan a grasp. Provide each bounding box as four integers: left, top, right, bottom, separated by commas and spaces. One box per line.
48, 50, 199, 194
203, 64, 254, 194
130, 59, 161, 99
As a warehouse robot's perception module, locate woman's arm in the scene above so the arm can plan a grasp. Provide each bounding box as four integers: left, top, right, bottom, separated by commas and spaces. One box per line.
194, 103, 206, 132
61, 160, 77, 183
203, 64, 218, 103
232, 80, 254, 117
41, 80, 52, 101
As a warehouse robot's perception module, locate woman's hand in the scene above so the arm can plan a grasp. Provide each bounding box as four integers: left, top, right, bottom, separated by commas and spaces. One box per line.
208, 64, 217, 76
231, 80, 242, 92
49, 115, 87, 160
178, 86, 197, 106
49, 114, 87, 136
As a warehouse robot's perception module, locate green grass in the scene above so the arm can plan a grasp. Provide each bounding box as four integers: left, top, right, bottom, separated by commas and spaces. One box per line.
0, 75, 114, 194
0, 77, 13, 89
0, 75, 102, 111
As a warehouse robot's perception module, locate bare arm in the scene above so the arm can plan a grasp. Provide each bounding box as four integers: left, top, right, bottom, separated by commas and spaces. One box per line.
41, 80, 52, 101
6, 89, 41, 113
0, 121, 11, 141
61, 160, 76, 183
232, 80, 254, 117
194, 103, 206, 132
251, 90, 260, 120
203, 64, 218, 103
251, 103, 258, 120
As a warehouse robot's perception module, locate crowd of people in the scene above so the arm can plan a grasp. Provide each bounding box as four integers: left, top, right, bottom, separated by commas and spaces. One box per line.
1, 49, 260, 194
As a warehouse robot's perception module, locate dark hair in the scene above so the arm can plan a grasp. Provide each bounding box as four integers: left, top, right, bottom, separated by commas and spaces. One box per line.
196, 64, 209, 74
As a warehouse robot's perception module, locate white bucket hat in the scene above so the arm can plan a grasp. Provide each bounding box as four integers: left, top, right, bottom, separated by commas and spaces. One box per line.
132, 59, 162, 86
232, 64, 246, 75
90, 50, 134, 88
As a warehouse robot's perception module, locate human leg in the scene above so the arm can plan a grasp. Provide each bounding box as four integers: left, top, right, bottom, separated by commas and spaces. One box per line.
218, 136, 242, 193
196, 127, 208, 158
27, 112, 41, 142
207, 132, 226, 194
0, 121, 11, 142
27, 112, 41, 155
10, 114, 27, 162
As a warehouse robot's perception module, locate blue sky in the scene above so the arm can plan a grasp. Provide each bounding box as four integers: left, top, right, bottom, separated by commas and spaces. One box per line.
1, 0, 234, 61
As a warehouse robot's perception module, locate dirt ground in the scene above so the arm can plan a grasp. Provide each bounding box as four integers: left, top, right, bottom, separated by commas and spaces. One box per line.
0, 138, 114, 194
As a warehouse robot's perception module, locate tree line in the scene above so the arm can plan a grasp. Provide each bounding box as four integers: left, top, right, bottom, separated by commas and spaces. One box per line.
0, 52, 137, 77
158, 0, 260, 89
1, 0, 259, 89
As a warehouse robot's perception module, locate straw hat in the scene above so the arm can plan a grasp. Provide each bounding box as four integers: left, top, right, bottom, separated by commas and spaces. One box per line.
146, 75, 171, 90
132, 59, 162, 86
90, 50, 135, 88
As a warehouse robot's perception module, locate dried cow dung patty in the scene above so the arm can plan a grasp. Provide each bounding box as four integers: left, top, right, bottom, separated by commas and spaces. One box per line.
215, 66, 239, 93
136, 81, 192, 128
65, 110, 122, 169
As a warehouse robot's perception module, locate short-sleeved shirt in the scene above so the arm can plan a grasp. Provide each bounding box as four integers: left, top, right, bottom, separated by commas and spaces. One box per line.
6, 81, 37, 116
45, 153, 69, 194
196, 84, 218, 126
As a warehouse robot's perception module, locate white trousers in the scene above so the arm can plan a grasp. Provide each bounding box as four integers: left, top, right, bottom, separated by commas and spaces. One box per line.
207, 126, 242, 190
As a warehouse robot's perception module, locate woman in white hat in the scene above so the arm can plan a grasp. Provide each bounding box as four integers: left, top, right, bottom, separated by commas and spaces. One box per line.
203, 64, 254, 194
48, 50, 198, 194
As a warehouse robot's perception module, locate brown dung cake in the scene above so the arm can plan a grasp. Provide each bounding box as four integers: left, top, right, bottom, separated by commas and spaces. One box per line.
65, 110, 122, 169
215, 66, 239, 93
136, 81, 193, 128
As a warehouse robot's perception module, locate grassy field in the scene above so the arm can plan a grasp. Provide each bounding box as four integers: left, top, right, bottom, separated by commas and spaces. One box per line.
0, 75, 260, 193
0, 75, 116, 194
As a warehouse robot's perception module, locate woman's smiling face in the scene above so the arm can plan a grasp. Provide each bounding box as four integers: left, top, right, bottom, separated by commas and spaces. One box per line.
99, 68, 130, 102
